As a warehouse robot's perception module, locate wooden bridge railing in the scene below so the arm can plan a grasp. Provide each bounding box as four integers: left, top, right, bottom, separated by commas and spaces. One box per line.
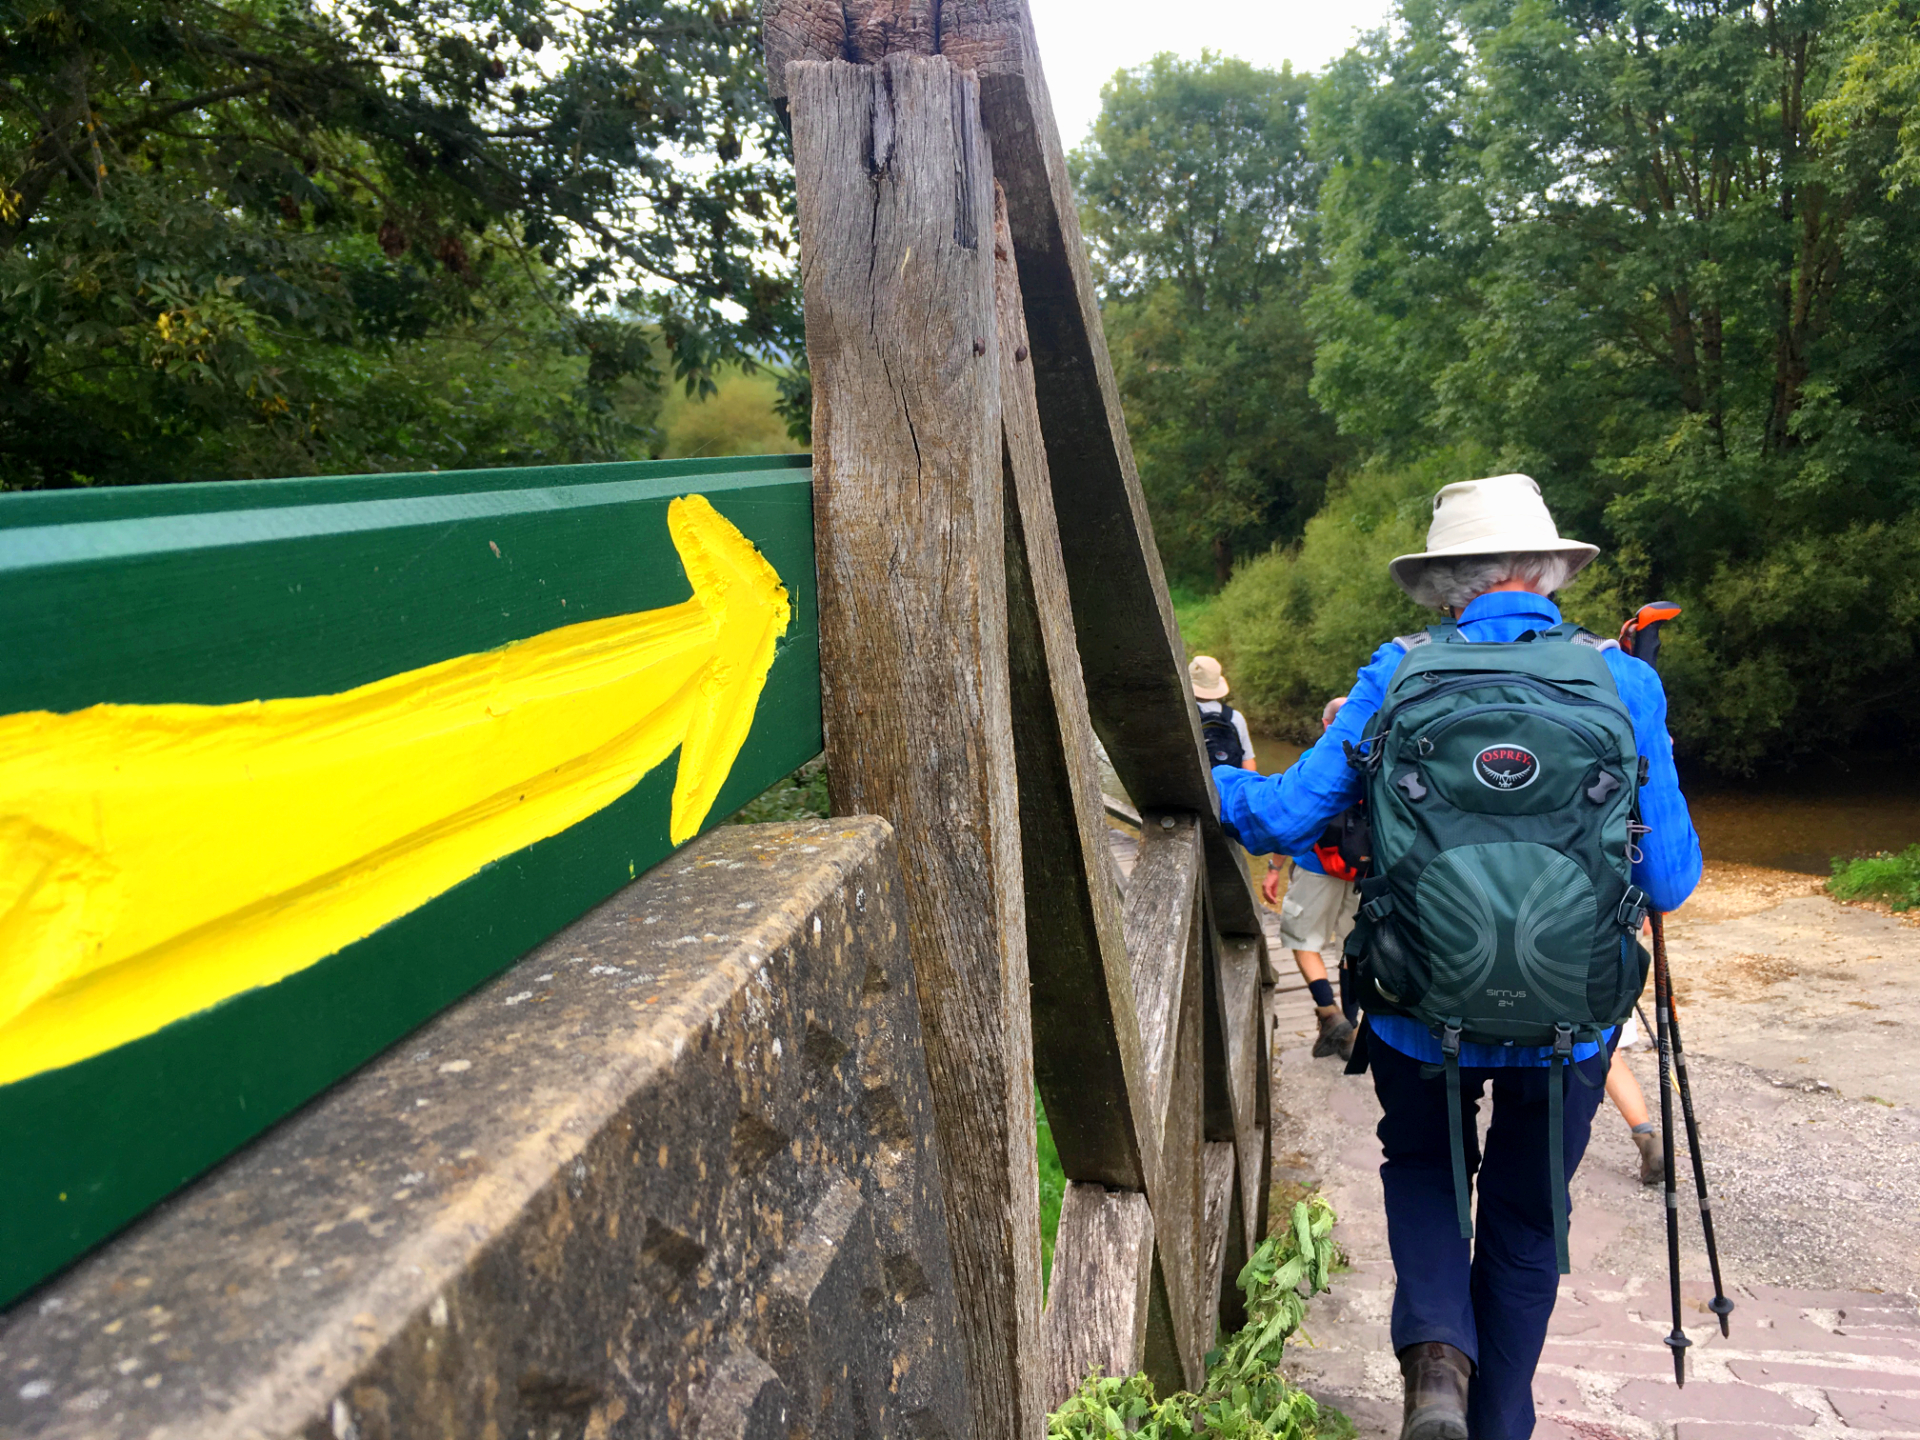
769, 1, 1273, 1426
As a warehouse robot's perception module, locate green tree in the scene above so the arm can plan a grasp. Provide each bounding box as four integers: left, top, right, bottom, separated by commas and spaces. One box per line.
0, 0, 797, 486
1302, 0, 1920, 769
1072, 53, 1349, 586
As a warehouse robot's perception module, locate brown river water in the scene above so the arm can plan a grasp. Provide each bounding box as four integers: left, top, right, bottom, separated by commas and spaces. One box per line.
1245, 732, 1920, 875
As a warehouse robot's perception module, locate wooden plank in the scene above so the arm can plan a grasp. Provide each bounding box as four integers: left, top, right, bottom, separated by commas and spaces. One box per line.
1158, 886, 1208, 1390
1202, 917, 1236, 1143
1041, 1184, 1154, 1409
1124, 814, 1205, 1390
937, 0, 1264, 940
787, 52, 1046, 1438
997, 182, 1150, 1192
1219, 935, 1274, 1256
1199, 1142, 1241, 1344
1125, 814, 1200, 1144
0, 459, 820, 1308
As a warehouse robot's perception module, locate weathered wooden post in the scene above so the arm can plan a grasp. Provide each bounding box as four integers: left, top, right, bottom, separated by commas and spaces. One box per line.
784, 48, 1050, 1438
771, 0, 1274, 1424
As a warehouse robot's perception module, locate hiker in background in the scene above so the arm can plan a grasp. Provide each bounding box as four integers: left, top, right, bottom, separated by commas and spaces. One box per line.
1261, 696, 1361, 1061
1604, 997, 1663, 1185
1209, 474, 1702, 1440
1190, 655, 1257, 771
1586, 915, 1661, 1184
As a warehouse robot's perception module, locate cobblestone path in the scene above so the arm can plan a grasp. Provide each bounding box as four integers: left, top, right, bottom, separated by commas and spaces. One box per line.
1265, 946, 1920, 1440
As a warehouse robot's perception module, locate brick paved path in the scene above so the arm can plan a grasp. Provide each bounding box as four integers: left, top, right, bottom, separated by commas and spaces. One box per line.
1265, 980, 1920, 1440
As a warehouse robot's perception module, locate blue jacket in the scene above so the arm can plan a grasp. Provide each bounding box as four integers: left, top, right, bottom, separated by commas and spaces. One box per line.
1216, 591, 1703, 1066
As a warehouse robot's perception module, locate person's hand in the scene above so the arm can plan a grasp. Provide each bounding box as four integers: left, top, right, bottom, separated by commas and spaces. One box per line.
1261, 865, 1282, 905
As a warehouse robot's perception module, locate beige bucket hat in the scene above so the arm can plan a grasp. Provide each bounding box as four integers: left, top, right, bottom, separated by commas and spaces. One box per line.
1189, 654, 1229, 700
1388, 473, 1599, 608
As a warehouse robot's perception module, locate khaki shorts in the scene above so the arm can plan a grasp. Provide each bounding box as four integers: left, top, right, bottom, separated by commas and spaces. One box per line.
1278, 866, 1359, 957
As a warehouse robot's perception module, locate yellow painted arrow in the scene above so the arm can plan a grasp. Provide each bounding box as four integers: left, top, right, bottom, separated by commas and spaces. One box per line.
0, 494, 789, 1086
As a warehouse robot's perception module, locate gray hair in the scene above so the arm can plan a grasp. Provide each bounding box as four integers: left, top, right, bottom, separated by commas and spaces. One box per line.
1420, 552, 1580, 612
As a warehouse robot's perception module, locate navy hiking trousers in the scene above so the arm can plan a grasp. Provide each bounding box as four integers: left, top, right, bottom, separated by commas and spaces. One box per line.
1369, 1034, 1615, 1440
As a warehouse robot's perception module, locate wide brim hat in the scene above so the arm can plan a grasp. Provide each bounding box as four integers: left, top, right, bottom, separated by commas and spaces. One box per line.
1188, 654, 1229, 700
1389, 473, 1599, 609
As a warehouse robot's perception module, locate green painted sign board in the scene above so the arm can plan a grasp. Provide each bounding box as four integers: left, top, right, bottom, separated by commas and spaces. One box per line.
0, 454, 821, 1307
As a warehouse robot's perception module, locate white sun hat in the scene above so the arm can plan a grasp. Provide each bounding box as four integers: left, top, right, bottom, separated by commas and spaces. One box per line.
1188, 654, 1229, 700
1388, 473, 1599, 608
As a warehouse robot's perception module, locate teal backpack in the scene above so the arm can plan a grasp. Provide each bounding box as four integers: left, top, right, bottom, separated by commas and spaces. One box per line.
1344, 620, 1652, 1271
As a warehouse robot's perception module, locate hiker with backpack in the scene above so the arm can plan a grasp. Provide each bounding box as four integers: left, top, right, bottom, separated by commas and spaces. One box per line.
1190, 655, 1257, 771
1260, 695, 1364, 1061
1210, 474, 1703, 1440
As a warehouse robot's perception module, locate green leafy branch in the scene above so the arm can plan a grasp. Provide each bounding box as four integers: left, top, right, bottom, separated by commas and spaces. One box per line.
1046, 1195, 1347, 1440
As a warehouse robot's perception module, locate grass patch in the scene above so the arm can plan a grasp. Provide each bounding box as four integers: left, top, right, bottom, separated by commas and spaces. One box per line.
1829, 844, 1920, 912
724, 757, 829, 826
1038, 1095, 1066, 1294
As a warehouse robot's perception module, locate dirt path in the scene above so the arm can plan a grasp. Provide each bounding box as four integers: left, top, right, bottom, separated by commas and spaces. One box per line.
1263, 863, 1920, 1440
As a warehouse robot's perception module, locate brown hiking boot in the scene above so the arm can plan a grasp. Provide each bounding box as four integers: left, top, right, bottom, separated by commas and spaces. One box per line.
1399, 1341, 1470, 1440
1634, 1128, 1665, 1186
1313, 1009, 1356, 1060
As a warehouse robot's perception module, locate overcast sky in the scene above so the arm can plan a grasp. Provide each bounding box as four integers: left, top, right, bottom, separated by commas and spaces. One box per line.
1027, 0, 1398, 150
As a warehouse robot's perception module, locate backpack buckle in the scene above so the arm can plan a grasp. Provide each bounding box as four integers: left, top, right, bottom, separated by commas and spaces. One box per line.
1362, 893, 1395, 922
1552, 1023, 1574, 1059
1342, 738, 1381, 774
1617, 886, 1649, 932
1440, 1023, 1462, 1059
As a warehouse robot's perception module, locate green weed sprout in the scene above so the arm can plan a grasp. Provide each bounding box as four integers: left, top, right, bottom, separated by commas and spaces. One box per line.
1046, 1195, 1347, 1439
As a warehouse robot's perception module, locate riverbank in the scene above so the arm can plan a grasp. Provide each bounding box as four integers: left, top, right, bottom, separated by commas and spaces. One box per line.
1263, 859, 1920, 1439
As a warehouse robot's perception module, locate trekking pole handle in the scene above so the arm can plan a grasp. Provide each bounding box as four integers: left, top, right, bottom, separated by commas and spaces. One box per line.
1622, 601, 1683, 672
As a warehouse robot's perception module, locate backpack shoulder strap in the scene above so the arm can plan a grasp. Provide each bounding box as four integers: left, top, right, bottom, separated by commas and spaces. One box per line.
1536, 621, 1620, 652
1391, 619, 1463, 652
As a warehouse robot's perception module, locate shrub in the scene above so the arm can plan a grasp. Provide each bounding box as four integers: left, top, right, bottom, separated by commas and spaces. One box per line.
1191, 460, 1441, 736
724, 758, 828, 826
1196, 461, 1920, 774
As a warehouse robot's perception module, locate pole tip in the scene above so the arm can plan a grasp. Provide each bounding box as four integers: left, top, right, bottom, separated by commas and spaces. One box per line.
1711, 1294, 1735, 1336
1665, 1329, 1691, 1386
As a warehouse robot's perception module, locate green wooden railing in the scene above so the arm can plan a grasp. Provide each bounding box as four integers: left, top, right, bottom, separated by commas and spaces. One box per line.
0, 454, 821, 1305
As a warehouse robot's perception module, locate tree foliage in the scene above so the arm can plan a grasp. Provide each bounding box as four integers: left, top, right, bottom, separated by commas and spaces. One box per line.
1279, 0, 1920, 769
1072, 54, 1349, 586
0, 0, 798, 485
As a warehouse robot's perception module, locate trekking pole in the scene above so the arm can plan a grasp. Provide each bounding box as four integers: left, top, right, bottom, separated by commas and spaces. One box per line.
1622, 602, 1734, 1343
1659, 946, 1734, 1335
1620, 602, 1689, 1383
1650, 916, 1689, 1384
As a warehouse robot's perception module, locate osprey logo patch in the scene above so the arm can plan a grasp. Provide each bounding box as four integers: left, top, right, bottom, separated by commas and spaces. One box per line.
1474, 745, 1539, 791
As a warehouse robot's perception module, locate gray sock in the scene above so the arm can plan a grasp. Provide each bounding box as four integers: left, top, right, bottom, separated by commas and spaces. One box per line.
1630, 1121, 1655, 1135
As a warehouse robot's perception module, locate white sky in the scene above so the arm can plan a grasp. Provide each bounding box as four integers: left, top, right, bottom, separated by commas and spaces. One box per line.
1028, 0, 1398, 149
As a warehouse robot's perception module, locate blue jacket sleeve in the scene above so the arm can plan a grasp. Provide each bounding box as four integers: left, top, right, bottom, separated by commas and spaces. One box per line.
1213, 642, 1405, 856
1603, 650, 1703, 913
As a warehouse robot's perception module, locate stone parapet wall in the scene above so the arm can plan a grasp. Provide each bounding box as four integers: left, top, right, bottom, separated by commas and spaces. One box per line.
0, 818, 968, 1440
